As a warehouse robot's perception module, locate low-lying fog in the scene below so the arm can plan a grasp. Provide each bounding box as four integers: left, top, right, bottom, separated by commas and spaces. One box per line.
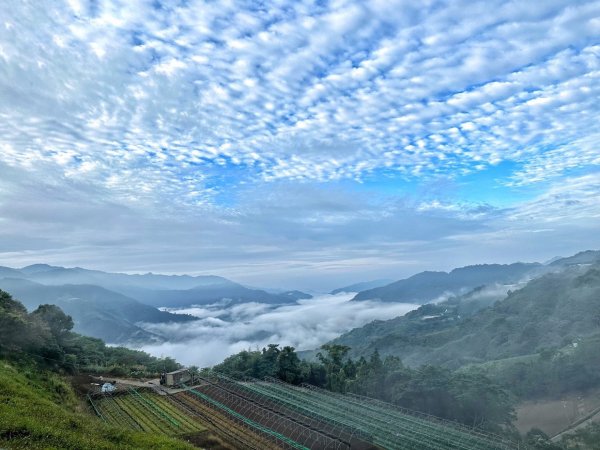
137, 293, 419, 367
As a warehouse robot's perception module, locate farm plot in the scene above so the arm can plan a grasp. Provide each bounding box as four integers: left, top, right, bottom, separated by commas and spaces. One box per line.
174, 390, 284, 450
90, 376, 517, 449
189, 377, 375, 450
251, 377, 517, 450
89, 388, 205, 436
187, 374, 520, 450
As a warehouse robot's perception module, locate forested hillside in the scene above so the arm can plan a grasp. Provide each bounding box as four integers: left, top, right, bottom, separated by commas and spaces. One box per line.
0, 289, 199, 449
0, 289, 180, 378
330, 264, 600, 369
351, 263, 542, 303
0, 278, 196, 344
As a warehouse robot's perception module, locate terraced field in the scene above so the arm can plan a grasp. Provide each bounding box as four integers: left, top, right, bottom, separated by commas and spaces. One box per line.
88, 378, 521, 449
183, 378, 374, 450
183, 375, 519, 450
89, 388, 205, 436
175, 389, 284, 450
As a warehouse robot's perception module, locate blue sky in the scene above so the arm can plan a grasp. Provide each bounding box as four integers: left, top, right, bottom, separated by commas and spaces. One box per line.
0, 0, 599, 289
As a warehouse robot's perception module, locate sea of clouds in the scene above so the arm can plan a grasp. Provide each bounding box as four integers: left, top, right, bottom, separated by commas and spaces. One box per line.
137, 293, 418, 367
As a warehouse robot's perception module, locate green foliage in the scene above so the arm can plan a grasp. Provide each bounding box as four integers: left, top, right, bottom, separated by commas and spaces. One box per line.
0, 290, 31, 354
330, 264, 600, 369
316, 344, 353, 392
560, 423, 600, 449
0, 362, 194, 450
276, 345, 302, 384
0, 289, 181, 377
216, 343, 515, 433
473, 333, 600, 400
30, 304, 74, 339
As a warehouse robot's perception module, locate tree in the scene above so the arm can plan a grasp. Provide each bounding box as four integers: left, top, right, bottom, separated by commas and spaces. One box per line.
449, 370, 515, 432
30, 304, 74, 340
317, 344, 351, 392
257, 344, 281, 378
276, 346, 301, 384
0, 290, 30, 354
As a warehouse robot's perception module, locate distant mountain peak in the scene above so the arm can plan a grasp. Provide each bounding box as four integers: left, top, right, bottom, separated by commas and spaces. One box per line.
20, 263, 63, 274
330, 279, 394, 295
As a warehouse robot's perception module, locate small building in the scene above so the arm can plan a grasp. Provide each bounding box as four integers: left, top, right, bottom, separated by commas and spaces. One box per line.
161, 368, 191, 387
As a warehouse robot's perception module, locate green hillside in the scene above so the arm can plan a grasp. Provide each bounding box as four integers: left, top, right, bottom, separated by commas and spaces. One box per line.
0, 362, 194, 450
0, 278, 196, 344
352, 263, 541, 303
329, 264, 600, 368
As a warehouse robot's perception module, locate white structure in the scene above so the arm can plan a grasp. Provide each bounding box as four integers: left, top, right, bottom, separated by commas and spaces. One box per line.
101, 383, 116, 393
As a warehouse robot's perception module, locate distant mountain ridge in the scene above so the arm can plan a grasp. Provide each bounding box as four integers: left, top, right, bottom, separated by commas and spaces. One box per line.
0, 264, 308, 306
549, 249, 600, 267
351, 263, 543, 303
330, 279, 394, 295
0, 264, 308, 343
322, 252, 600, 369
0, 277, 194, 344
13, 264, 233, 291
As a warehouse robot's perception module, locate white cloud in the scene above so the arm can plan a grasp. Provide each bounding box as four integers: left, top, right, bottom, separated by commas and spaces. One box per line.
0, 0, 598, 288
137, 293, 419, 367
0, 0, 597, 190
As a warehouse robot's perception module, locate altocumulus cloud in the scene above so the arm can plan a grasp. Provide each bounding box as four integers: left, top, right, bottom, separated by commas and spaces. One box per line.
136, 293, 419, 367
0, 0, 599, 288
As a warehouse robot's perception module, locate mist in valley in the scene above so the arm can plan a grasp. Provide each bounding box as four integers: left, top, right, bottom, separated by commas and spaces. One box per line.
137, 292, 419, 367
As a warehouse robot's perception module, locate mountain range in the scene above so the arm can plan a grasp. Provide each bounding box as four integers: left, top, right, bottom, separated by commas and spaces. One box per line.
329, 279, 394, 295
0, 264, 308, 343
351, 262, 544, 303
321, 251, 600, 368
2, 250, 598, 349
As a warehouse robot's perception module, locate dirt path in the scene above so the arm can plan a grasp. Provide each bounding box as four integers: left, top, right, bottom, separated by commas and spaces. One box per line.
101, 377, 194, 394
551, 406, 600, 442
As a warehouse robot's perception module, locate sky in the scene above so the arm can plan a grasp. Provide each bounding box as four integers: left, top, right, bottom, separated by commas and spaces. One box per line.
0, 0, 599, 290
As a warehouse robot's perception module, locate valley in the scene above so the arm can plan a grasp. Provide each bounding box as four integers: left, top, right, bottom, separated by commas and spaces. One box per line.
2, 250, 600, 449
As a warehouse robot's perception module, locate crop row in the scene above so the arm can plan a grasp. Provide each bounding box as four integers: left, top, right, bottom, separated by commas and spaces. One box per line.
174, 390, 284, 450
90, 389, 204, 436
244, 378, 514, 450
193, 378, 365, 450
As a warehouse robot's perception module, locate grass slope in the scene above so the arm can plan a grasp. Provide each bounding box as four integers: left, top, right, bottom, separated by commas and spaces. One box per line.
0, 362, 194, 450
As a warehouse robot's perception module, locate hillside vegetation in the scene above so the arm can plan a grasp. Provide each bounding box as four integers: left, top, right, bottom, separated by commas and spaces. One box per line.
330, 264, 600, 370
352, 262, 541, 303
0, 289, 201, 449
0, 289, 180, 379
0, 362, 195, 450
0, 264, 308, 344
0, 278, 195, 344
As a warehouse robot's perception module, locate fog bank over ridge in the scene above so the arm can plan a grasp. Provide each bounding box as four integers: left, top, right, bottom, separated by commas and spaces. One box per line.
136, 293, 419, 367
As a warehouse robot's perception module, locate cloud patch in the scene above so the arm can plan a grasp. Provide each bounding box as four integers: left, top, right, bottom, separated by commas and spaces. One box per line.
0, 1, 598, 288
136, 293, 419, 367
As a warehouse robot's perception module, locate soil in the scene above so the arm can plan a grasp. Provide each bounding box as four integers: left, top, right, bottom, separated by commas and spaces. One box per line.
181, 431, 237, 450
68, 374, 99, 396
515, 387, 600, 437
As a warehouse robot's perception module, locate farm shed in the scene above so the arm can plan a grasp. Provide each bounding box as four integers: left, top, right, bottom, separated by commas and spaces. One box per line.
162, 368, 191, 387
